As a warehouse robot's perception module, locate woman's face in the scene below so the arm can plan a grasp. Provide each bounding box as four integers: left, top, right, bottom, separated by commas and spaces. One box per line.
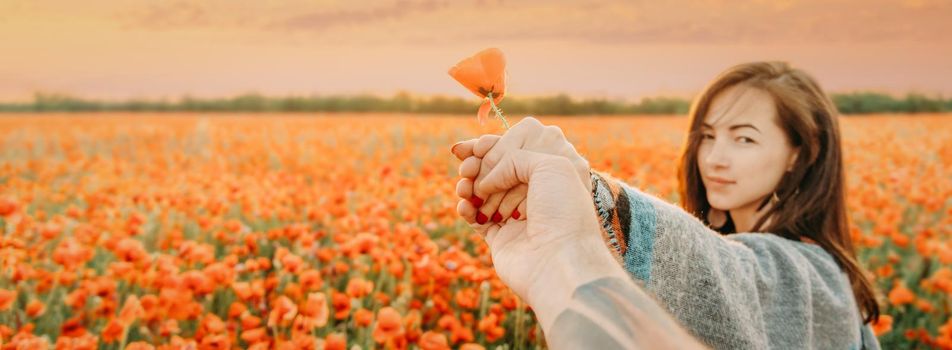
697, 84, 799, 214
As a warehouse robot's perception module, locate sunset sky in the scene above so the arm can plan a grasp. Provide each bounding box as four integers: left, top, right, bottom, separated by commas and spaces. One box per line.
1, 0, 950, 102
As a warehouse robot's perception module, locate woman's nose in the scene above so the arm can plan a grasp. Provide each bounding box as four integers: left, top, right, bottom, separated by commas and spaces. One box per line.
703, 142, 730, 168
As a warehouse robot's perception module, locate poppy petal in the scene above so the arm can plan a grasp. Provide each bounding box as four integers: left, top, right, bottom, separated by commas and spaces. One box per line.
478, 48, 506, 98
448, 48, 507, 100
493, 71, 507, 104
477, 100, 492, 126
449, 54, 492, 98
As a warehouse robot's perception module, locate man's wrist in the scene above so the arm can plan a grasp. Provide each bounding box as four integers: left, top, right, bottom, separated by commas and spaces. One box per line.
527, 236, 628, 335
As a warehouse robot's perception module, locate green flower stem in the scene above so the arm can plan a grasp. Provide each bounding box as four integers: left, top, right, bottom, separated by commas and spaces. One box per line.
486, 92, 510, 130
119, 324, 130, 350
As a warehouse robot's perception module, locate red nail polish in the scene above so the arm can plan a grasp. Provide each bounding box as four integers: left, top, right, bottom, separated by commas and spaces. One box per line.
511, 209, 521, 220
492, 211, 502, 223
476, 212, 488, 224
470, 196, 484, 207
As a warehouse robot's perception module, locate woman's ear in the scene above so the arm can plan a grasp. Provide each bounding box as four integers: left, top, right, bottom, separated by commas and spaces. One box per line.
786, 148, 799, 172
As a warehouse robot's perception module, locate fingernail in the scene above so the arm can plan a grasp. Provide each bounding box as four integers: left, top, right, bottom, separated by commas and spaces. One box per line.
491, 211, 502, 223
469, 196, 484, 207
476, 212, 488, 225
450, 142, 462, 155
511, 209, 520, 220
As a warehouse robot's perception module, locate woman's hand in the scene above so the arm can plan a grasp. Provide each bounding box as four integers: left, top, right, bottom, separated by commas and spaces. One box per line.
466, 148, 622, 334
451, 117, 591, 229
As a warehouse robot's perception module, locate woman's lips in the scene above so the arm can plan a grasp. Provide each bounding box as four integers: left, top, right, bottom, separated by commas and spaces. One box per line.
706, 177, 736, 186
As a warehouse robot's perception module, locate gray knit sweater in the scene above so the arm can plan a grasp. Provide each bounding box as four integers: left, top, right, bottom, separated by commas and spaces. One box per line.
587, 170, 882, 350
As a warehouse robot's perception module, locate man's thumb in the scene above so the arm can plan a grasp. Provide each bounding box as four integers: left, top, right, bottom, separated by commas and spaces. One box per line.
479, 150, 570, 195
478, 149, 535, 195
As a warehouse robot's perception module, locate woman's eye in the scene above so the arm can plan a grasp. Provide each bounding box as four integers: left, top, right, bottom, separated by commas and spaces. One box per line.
737, 136, 755, 144
701, 134, 714, 140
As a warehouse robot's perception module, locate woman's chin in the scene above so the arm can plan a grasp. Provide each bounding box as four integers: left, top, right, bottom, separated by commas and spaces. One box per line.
706, 199, 733, 212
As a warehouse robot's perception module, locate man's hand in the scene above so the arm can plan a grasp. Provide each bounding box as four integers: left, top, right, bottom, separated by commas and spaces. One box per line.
461, 148, 617, 333
451, 117, 591, 234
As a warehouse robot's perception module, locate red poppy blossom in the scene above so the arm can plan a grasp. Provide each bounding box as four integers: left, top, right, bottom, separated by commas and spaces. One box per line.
448, 48, 508, 125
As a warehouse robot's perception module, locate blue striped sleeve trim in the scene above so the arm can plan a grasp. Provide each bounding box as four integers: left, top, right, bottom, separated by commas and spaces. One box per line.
620, 186, 658, 285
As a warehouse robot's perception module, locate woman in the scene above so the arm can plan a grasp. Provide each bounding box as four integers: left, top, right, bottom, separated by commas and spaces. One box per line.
451, 61, 882, 349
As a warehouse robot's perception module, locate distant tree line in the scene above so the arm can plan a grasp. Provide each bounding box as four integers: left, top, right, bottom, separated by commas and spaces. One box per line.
0, 91, 949, 115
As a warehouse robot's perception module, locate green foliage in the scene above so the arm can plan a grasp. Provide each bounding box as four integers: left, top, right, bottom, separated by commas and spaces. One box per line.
1, 91, 949, 115
832, 92, 951, 114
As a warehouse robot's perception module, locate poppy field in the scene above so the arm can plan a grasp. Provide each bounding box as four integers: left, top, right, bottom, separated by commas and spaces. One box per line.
0, 113, 949, 349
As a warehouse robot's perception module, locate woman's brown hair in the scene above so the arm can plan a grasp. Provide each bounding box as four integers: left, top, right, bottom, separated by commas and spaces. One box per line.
676, 61, 880, 324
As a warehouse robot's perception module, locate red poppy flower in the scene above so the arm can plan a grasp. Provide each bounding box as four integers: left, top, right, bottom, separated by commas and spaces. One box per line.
448, 48, 508, 125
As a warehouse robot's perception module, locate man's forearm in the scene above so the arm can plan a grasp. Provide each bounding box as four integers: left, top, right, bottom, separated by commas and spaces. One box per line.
545, 276, 708, 350
526, 234, 707, 350
526, 229, 629, 335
